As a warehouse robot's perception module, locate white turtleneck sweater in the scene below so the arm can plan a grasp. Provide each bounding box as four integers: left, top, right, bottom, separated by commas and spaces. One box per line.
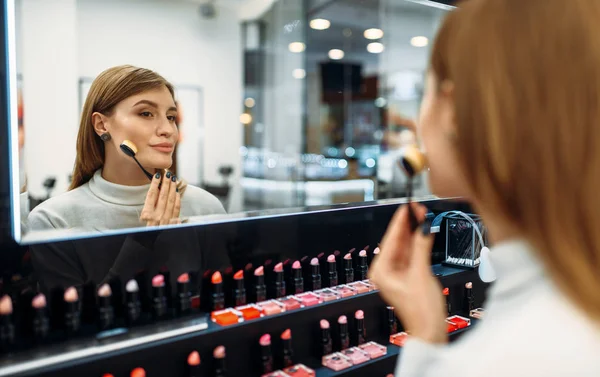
396, 240, 600, 377
27, 170, 226, 233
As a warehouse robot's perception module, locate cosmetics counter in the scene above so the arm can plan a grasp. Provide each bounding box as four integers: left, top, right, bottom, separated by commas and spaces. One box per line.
0, 198, 487, 377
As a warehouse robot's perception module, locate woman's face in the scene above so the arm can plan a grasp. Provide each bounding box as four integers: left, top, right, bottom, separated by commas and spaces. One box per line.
418, 73, 470, 198
104, 86, 178, 170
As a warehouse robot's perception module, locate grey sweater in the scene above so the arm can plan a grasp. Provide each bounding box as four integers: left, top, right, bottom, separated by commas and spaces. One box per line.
27, 169, 226, 233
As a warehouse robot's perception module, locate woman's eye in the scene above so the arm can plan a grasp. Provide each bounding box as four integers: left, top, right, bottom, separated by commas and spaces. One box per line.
167, 115, 177, 122
140, 111, 153, 118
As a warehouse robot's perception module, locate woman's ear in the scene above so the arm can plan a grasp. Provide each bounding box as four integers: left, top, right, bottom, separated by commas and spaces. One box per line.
439, 80, 458, 137
91, 112, 108, 136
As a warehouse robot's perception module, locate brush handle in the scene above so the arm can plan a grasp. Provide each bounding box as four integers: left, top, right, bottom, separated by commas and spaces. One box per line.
133, 156, 154, 181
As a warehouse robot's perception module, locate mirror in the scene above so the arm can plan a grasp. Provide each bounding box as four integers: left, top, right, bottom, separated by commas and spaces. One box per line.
10, 0, 451, 243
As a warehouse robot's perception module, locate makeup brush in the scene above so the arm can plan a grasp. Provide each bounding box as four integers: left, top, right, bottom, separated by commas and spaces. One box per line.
0, 295, 15, 351
398, 145, 427, 231
32, 293, 49, 343
213, 345, 227, 377
120, 140, 154, 181
259, 334, 274, 373
188, 350, 201, 377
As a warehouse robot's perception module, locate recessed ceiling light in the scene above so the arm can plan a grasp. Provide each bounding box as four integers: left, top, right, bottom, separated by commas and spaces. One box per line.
310, 18, 331, 30
367, 42, 385, 54
288, 42, 306, 53
292, 68, 306, 79
240, 113, 252, 125
244, 97, 256, 108
328, 49, 345, 60
364, 28, 384, 40
410, 36, 429, 47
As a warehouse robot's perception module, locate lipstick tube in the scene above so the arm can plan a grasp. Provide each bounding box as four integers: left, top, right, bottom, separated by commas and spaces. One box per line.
387, 306, 398, 336
260, 334, 274, 374
281, 329, 294, 367
0, 296, 14, 351
292, 261, 304, 294
355, 310, 366, 345
465, 282, 475, 311
320, 319, 332, 356
233, 270, 247, 306
31, 294, 49, 343
177, 273, 192, 315
357, 250, 368, 280
212, 272, 225, 311
97, 285, 114, 331
443, 287, 451, 315
152, 276, 168, 319
343, 254, 354, 284
273, 264, 286, 299
338, 315, 349, 350
63, 288, 81, 335
327, 255, 338, 287
310, 258, 322, 291
255, 267, 267, 303
125, 280, 142, 326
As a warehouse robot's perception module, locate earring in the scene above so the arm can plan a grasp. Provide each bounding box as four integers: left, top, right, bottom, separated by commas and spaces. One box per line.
100, 133, 111, 141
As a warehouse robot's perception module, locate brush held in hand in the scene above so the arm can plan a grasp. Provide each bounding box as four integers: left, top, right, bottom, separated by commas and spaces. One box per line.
120, 140, 154, 181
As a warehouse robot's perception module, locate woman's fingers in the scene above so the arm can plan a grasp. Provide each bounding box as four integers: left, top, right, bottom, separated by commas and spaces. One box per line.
173, 191, 181, 220
161, 175, 178, 225
410, 225, 435, 269
154, 172, 172, 218
141, 172, 162, 220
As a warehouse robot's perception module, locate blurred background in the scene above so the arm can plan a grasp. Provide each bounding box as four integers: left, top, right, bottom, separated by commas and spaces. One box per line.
15, 0, 447, 217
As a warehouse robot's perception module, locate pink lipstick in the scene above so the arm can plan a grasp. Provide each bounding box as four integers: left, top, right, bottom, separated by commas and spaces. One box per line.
310, 258, 322, 291
31, 293, 49, 343
338, 315, 349, 350
273, 263, 286, 299
152, 274, 168, 319
320, 319, 332, 356
213, 345, 227, 377
357, 249, 368, 280
177, 273, 192, 315
63, 287, 81, 334
254, 266, 267, 302
97, 284, 115, 330
292, 261, 304, 294
0, 295, 14, 350
260, 334, 274, 373
343, 253, 354, 284
355, 310, 366, 345
465, 282, 474, 311
327, 255, 338, 287
125, 279, 142, 326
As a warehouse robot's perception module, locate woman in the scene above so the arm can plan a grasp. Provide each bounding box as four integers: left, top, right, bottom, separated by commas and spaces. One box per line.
28, 65, 225, 233
370, 1, 600, 376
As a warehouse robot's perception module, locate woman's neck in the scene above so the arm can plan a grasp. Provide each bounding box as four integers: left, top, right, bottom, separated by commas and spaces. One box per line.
102, 152, 153, 186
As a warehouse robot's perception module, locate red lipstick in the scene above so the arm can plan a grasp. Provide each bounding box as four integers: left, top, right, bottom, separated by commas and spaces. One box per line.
188, 350, 201, 377
355, 310, 366, 345
273, 263, 286, 299
343, 253, 354, 284
327, 255, 338, 287
212, 272, 225, 310
260, 334, 274, 373
254, 266, 267, 302
357, 249, 368, 280
152, 274, 168, 319
233, 270, 247, 306
338, 315, 349, 350
177, 273, 192, 315
292, 261, 304, 294
97, 284, 114, 330
0, 295, 14, 350
31, 293, 49, 343
63, 287, 81, 335
443, 287, 451, 315
310, 258, 322, 291
281, 329, 294, 367
213, 345, 227, 377
320, 319, 332, 356
130, 367, 146, 377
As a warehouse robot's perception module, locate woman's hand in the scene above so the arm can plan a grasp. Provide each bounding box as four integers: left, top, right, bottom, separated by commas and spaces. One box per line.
369, 204, 447, 344
140, 172, 182, 226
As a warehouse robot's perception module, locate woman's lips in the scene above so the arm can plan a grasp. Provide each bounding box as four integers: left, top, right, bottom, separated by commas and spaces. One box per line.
151, 144, 174, 153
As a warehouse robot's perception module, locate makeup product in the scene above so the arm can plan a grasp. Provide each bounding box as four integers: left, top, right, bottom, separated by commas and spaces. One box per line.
358, 341, 387, 359
278, 296, 301, 311
357, 250, 368, 280
177, 273, 192, 315
125, 279, 142, 326
291, 261, 304, 294
332, 285, 357, 298
257, 300, 284, 316
338, 315, 350, 350
355, 310, 366, 345
347, 281, 370, 294
309, 258, 321, 291
31, 293, 49, 343
470, 307, 485, 319
213, 345, 227, 377
447, 315, 471, 329
261, 372, 290, 377
212, 271, 225, 311
296, 292, 320, 307
465, 282, 475, 311
103, 374, 115, 377
320, 319, 333, 356
97, 284, 114, 330
282, 364, 316, 377
0, 295, 15, 350
255, 266, 267, 303
281, 329, 294, 367
443, 287, 451, 315
389, 332, 409, 347
343, 253, 354, 284
233, 270, 247, 306
120, 140, 154, 181
64, 287, 81, 334
273, 263, 286, 298
235, 304, 261, 320
160, 267, 173, 309
315, 288, 339, 302
387, 306, 398, 336
130, 367, 146, 377
446, 319, 459, 333
188, 350, 201, 377
211, 308, 240, 326
152, 274, 168, 319
322, 353, 352, 371
260, 334, 274, 374
373, 247, 380, 257
341, 347, 370, 365
327, 255, 338, 287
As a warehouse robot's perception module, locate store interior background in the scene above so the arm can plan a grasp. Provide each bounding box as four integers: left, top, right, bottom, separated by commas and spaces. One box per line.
15, 0, 446, 238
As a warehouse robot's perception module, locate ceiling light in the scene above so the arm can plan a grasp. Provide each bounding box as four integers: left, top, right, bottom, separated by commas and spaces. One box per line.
328, 49, 345, 60
292, 69, 306, 79
364, 28, 384, 40
244, 97, 256, 108
240, 113, 252, 125
288, 42, 306, 53
410, 36, 429, 47
367, 42, 385, 54
310, 18, 331, 30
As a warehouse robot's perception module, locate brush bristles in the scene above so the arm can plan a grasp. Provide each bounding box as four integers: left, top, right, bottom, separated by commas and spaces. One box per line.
120, 140, 138, 156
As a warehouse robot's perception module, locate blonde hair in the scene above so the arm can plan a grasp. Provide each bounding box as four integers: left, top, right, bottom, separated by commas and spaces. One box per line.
431, 0, 600, 320
70, 65, 177, 190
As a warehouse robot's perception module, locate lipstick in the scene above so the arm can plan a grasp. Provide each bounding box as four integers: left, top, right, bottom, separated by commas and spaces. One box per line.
387, 306, 398, 336
188, 350, 201, 377
273, 263, 286, 299
357, 250, 368, 280
310, 258, 322, 291
232, 270, 247, 306
97, 284, 114, 330
152, 274, 168, 319
260, 334, 274, 373
177, 273, 192, 315
64, 287, 81, 334
327, 255, 338, 287
281, 329, 294, 367
213, 345, 227, 377
212, 271, 225, 311
254, 266, 267, 302
130, 367, 146, 377
338, 315, 349, 350
125, 279, 142, 326
0, 295, 14, 351
31, 293, 49, 343
465, 282, 475, 311
292, 261, 304, 294
320, 319, 332, 356
343, 253, 354, 284
355, 310, 366, 345
443, 287, 451, 315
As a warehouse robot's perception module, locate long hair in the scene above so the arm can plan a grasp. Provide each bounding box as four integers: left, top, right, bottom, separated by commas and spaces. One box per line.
431, 0, 600, 321
70, 65, 175, 190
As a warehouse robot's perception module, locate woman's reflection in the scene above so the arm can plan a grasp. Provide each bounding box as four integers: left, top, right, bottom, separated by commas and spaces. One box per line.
27, 65, 225, 233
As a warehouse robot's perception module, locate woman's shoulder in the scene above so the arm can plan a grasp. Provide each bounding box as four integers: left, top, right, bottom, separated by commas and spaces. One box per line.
27, 185, 92, 230
181, 184, 226, 215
